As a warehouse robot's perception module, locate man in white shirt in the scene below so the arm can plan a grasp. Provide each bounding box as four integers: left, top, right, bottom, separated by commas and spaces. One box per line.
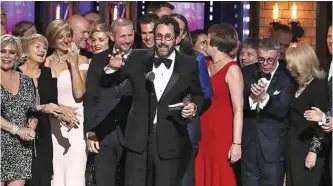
242, 38, 295, 186
101, 16, 204, 186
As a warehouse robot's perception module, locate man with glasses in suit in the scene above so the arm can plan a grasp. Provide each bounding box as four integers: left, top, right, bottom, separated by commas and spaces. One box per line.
241, 38, 295, 186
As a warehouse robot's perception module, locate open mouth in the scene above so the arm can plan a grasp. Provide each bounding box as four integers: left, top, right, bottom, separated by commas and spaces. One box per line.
1, 60, 12, 64
94, 46, 102, 51
37, 53, 44, 57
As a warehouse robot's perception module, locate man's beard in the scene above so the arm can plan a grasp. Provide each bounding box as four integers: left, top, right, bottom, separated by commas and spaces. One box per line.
155, 43, 175, 59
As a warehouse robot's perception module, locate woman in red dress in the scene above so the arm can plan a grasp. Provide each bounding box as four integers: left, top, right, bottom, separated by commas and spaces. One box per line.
195, 24, 244, 186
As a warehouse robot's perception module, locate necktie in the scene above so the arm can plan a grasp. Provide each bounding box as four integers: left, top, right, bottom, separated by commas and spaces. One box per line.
153, 57, 172, 69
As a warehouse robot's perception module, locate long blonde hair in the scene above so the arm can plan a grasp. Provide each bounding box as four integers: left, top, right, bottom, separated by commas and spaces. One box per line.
286, 44, 325, 86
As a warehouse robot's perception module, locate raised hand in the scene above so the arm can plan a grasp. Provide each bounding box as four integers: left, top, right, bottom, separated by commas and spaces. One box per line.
67, 42, 80, 67
107, 49, 125, 69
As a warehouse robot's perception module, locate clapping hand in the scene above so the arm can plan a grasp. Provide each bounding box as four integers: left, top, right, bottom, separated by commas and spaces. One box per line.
107, 49, 125, 69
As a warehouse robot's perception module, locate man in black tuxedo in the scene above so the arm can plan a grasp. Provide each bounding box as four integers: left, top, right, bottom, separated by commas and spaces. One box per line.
101, 16, 204, 186
83, 17, 135, 186
241, 38, 295, 186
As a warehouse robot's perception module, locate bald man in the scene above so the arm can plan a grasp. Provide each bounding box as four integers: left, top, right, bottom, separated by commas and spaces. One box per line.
68, 15, 93, 58
68, 15, 90, 49
1, 6, 6, 27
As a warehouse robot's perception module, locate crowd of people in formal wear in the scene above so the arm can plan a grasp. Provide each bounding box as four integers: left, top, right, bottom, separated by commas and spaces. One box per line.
0, 2, 332, 186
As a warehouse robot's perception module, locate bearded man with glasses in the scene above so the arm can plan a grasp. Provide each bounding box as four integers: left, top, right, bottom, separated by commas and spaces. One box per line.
100, 15, 204, 186
241, 38, 296, 186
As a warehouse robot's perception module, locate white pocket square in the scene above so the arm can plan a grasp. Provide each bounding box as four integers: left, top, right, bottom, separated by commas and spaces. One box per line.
273, 90, 281, 95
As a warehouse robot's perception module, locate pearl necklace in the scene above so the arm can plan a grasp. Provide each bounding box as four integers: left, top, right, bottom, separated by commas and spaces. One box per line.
52, 53, 69, 64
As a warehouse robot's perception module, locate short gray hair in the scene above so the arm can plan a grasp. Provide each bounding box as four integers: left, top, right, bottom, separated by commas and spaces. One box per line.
258, 38, 280, 52
110, 18, 133, 33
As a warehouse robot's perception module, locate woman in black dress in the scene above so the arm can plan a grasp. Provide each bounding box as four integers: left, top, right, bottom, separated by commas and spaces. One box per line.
285, 44, 328, 186
18, 34, 78, 186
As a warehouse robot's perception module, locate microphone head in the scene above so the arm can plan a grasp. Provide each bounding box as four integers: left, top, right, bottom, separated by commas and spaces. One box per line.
146, 71, 155, 82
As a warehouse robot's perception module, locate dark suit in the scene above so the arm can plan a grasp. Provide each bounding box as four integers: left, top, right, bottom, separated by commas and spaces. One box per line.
101, 49, 204, 186
241, 63, 295, 186
83, 49, 131, 186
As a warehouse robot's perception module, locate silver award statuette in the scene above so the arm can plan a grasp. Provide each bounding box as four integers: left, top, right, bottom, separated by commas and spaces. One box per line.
183, 94, 192, 106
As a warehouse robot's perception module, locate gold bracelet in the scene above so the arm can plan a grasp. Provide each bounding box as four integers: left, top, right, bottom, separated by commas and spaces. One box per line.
232, 142, 241, 145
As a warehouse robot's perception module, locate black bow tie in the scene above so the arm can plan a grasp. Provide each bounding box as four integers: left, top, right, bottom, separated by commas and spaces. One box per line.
254, 70, 272, 81
153, 57, 172, 69
259, 72, 272, 80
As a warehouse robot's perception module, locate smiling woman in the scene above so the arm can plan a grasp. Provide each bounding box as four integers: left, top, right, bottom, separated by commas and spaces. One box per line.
45, 19, 89, 186
0, 34, 36, 186
90, 23, 112, 54
18, 34, 62, 186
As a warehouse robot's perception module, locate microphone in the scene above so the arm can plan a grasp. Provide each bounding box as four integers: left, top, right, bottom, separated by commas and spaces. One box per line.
145, 71, 155, 94
145, 71, 155, 82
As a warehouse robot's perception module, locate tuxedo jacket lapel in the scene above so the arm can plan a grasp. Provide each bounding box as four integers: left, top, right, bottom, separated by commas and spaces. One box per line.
144, 49, 158, 102
266, 65, 281, 95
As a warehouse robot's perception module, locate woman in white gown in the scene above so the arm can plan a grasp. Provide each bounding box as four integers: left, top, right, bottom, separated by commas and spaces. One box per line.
45, 19, 89, 186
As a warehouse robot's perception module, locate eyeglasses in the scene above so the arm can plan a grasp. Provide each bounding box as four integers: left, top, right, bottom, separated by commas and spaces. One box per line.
155, 34, 174, 41
257, 55, 278, 64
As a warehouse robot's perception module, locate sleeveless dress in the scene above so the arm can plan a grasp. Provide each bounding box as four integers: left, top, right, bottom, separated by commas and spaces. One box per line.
195, 61, 238, 186
50, 64, 89, 186
1, 74, 36, 181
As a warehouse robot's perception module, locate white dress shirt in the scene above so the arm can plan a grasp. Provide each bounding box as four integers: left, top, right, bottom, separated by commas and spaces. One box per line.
249, 62, 279, 110
152, 51, 176, 124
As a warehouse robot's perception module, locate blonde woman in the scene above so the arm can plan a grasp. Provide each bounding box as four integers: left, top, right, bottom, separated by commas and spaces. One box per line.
90, 23, 112, 54
285, 44, 328, 186
0, 34, 36, 186
45, 19, 89, 186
